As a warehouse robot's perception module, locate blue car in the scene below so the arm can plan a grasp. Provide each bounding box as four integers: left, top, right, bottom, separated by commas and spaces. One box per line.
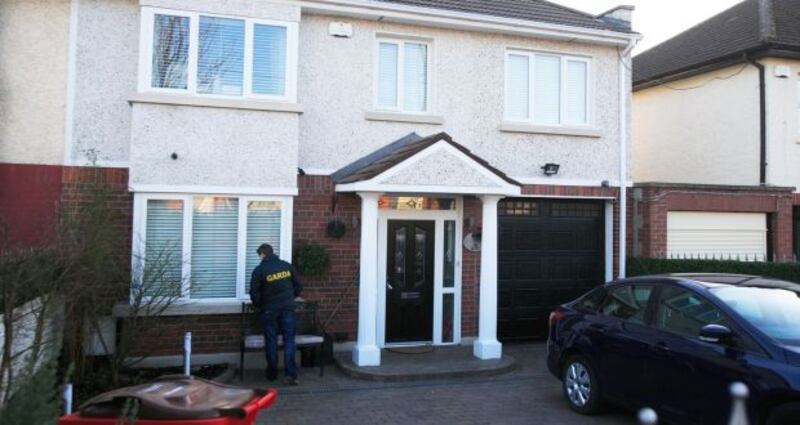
546, 274, 800, 425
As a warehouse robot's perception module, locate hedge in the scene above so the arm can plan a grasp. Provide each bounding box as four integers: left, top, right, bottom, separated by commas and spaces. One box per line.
627, 257, 800, 284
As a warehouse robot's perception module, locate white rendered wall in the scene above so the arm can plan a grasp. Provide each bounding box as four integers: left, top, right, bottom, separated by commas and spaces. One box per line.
632, 64, 761, 185
762, 58, 800, 191
0, 0, 71, 165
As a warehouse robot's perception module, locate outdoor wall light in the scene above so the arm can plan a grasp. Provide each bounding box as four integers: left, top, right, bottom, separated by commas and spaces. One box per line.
541, 163, 560, 176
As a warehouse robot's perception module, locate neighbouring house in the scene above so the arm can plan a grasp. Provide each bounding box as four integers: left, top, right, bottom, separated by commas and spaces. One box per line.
0, 0, 638, 367
632, 0, 800, 263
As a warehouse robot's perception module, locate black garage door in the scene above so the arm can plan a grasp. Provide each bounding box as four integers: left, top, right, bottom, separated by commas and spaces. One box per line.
498, 198, 605, 341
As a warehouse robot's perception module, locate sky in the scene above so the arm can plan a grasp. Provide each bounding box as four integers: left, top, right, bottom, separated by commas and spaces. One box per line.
549, 0, 745, 54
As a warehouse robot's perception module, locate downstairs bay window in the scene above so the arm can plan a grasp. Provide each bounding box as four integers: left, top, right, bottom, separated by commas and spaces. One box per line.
132, 194, 292, 303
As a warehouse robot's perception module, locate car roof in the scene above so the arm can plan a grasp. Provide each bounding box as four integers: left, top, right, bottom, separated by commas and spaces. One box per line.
619, 273, 800, 291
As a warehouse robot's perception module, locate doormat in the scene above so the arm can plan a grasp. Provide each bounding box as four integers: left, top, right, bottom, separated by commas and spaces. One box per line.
387, 346, 435, 355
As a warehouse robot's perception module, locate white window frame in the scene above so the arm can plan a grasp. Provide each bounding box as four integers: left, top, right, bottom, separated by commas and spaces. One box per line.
132, 192, 294, 304
138, 7, 298, 102
373, 35, 434, 114
504, 49, 593, 127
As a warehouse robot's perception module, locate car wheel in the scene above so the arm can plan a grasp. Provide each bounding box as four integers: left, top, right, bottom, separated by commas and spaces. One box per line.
562, 355, 602, 415
766, 403, 800, 425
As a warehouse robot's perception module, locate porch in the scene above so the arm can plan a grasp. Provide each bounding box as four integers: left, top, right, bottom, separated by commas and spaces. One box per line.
331, 132, 522, 367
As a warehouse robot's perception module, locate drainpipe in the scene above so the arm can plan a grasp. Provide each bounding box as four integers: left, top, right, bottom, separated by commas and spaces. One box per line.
747, 56, 767, 185
618, 38, 637, 280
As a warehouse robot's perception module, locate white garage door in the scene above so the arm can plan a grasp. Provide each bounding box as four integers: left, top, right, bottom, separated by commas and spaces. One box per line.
667, 212, 767, 261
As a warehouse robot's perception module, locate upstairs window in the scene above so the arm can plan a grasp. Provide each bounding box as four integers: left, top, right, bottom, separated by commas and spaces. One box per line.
505, 50, 591, 127
375, 37, 431, 113
141, 8, 297, 101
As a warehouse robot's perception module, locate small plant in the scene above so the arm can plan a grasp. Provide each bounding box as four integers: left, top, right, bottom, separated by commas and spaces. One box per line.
293, 244, 329, 276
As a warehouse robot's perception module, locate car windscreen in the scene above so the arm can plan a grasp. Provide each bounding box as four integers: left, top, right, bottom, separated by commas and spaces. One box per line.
710, 286, 800, 347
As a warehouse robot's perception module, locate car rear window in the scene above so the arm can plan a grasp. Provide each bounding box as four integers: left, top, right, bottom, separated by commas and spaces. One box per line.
573, 287, 606, 312
712, 286, 800, 346
599, 285, 654, 324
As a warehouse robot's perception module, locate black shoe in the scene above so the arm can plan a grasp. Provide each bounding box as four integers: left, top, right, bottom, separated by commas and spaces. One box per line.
284, 377, 299, 386
265, 369, 277, 381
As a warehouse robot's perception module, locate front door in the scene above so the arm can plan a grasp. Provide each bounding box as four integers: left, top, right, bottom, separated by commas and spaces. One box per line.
386, 220, 435, 343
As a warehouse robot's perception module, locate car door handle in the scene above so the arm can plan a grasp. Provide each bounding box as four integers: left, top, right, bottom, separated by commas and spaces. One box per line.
588, 324, 607, 334
653, 342, 671, 352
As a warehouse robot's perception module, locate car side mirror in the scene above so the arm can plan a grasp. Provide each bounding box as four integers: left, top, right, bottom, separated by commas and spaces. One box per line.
699, 324, 735, 345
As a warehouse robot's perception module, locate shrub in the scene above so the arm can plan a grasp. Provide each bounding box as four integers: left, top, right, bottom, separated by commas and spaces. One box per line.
627, 257, 800, 283
293, 243, 329, 276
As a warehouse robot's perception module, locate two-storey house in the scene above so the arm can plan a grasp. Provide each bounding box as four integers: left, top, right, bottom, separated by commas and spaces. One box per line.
0, 0, 637, 367
632, 0, 799, 263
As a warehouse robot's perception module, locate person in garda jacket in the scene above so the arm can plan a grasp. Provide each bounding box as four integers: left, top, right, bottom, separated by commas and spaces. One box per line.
249, 243, 303, 385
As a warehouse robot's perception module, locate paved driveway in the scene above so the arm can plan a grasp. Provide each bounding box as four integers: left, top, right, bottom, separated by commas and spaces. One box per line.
251, 344, 636, 424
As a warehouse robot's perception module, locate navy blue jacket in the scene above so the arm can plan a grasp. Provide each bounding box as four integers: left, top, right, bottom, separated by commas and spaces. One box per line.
249, 254, 302, 312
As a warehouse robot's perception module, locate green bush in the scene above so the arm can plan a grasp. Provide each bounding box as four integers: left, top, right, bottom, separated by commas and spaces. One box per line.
293, 244, 329, 276
627, 257, 800, 283
0, 358, 61, 425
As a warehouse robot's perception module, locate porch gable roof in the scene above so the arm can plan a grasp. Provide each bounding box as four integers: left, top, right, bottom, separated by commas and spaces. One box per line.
331, 132, 521, 195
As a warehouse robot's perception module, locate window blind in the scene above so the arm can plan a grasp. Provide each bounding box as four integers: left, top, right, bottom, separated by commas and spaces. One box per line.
190, 197, 239, 299
377, 42, 399, 108
252, 24, 287, 96
403, 43, 428, 112
565, 60, 588, 125
144, 199, 184, 297
534, 55, 561, 125
197, 16, 244, 95
505, 54, 530, 120
245, 201, 282, 293
151, 14, 189, 89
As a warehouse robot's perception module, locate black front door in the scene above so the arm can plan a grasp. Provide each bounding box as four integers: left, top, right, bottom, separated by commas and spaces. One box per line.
386, 220, 435, 343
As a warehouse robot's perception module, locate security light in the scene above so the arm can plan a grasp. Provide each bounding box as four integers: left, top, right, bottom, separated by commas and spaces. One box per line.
541, 163, 560, 176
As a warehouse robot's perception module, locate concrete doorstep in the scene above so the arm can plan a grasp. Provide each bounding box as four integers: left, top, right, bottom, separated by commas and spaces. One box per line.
334, 345, 517, 382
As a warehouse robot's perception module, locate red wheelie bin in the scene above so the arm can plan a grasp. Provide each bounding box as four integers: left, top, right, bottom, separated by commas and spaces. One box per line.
58, 375, 277, 425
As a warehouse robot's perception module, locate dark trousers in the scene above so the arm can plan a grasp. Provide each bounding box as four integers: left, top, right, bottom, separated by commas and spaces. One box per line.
261, 309, 297, 379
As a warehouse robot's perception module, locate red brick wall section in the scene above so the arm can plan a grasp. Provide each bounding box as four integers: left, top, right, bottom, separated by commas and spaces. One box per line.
60, 166, 132, 243
0, 163, 63, 249
632, 185, 795, 262
293, 176, 361, 340
132, 315, 242, 357
461, 197, 481, 338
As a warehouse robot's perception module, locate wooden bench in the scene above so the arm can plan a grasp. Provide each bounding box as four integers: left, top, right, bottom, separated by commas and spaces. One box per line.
239, 301, 326, 380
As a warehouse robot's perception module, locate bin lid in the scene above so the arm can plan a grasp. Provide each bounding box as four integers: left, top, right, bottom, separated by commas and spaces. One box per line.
78, 375, 263, 420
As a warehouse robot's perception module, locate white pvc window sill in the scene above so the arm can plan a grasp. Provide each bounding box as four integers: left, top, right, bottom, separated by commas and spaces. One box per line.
499, 121, 601, 138
112, 301, 249, 317
365, 111, 444, 125
128, 92, 303, 113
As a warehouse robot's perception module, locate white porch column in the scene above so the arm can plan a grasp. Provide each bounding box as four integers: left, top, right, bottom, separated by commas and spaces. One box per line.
352, 192, 381, 366
474, 195, 503, 360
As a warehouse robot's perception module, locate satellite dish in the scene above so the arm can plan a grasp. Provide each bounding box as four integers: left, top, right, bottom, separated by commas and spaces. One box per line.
463, 232, 482, 252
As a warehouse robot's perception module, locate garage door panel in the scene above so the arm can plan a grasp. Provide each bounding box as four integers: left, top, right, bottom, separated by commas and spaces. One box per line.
498, 199, 605, 342
667, 212, 767, 261
549, 231, 575, 250
513, 260, 542, 281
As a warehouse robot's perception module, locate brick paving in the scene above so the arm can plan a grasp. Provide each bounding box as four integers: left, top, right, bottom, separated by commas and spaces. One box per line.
247, 343, 636, 424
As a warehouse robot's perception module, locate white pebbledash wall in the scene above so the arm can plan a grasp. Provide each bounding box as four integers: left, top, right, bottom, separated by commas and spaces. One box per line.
28, 0, 630, 190
0, 0, 71, 166
632, 64, 762, 186
298, 15, 626, 184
